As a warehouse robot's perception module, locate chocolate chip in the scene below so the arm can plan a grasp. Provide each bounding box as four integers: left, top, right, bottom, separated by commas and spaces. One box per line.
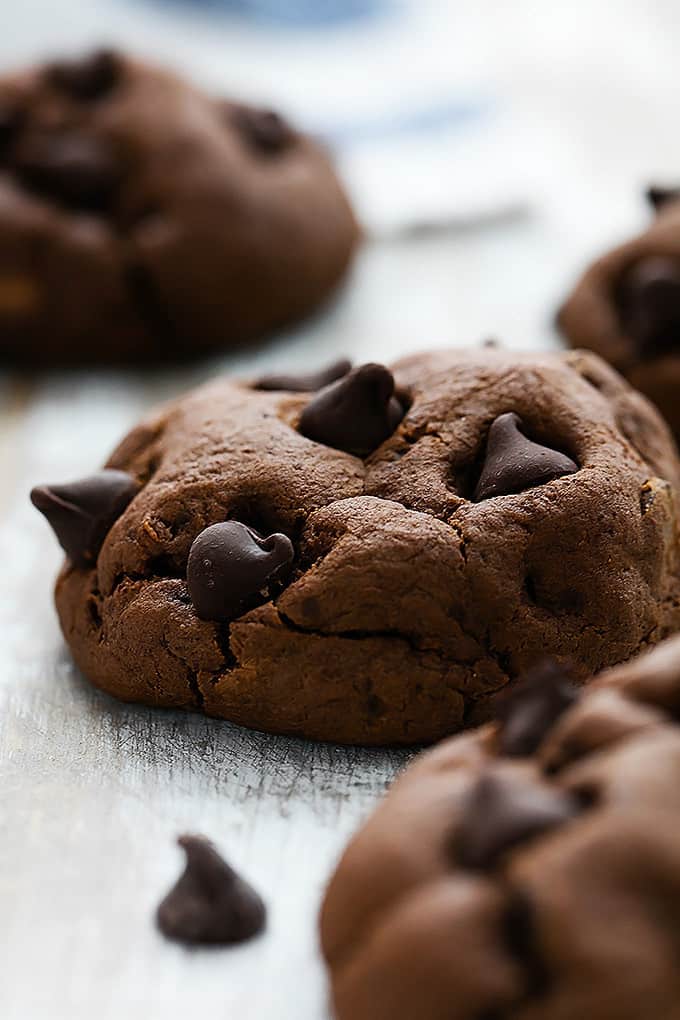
187, 521, 294, 622
500, 894, 549, 996
0, 101, 23, 153
14, 132, 120, 211
30, 469, 137, 566
618, 256, 680, 358
254, 358, 352, 393
233, 106, 294, 155
46, 49, 121, 101
473, 413, 578, 502
156, 835, 266, 946
299, 363, 405, 456
455, 771, 580, 871
496, 660, 579, 757
646, 185, 680, 213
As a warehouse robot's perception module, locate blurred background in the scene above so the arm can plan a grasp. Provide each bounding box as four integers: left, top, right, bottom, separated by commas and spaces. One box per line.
3, 3, 680, 1019
3, 0, 678, 376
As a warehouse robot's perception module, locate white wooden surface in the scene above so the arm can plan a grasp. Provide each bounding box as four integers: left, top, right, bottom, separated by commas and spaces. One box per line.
3, 2, 680, 1018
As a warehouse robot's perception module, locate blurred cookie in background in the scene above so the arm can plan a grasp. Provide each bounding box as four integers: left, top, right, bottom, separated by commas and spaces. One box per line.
0, 49, 359, 366
557, 186, 680, 440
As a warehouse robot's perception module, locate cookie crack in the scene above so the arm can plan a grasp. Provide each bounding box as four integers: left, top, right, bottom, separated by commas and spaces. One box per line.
275, 607, 433, 658
158, 634, 204, 710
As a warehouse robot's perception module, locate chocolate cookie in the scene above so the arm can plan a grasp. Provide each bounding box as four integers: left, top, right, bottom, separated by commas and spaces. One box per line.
0, 50, 358, 365
558, 187, 680, 438
321, 637, 680, 1019
33, 347, 680, 744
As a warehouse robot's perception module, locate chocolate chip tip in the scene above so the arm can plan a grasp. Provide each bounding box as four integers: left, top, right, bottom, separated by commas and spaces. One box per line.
157, 834, 267, 947
455, 770, 582, 871
46, 48, 123, 101
646, 184, 680, 214
299, 361, 405, 456
473, 413, 578, 502
496, 659, 580, 758
30, 469, 138, 566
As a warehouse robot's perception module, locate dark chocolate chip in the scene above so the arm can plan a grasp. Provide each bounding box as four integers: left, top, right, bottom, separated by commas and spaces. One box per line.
500, 893, 550, 997
455, 771, 580, 871
646, 184, 680, 213
14, 132, 120, 211
156, 835, 266, 946
187, 521, 294, 622
299, 363, 405, 456
30, 469, 137, 566
0, 101, 23, 153
473, 412, 578, 502
618, 256, 680, 358
233, 106, 294, 155
46, 49, 121, 101
496, 659, 579, 757
254, 358, 352, 393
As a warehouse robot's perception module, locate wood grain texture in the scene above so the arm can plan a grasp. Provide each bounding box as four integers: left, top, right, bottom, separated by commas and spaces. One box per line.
3, 1, 680, 1017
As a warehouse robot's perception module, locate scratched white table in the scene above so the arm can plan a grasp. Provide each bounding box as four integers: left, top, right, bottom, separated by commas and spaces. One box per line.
3, 2, 680, 1018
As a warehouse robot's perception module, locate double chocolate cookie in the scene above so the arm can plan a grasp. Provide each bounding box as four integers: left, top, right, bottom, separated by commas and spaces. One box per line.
321, 636, 680, 1019
0, 50, 358, 365
33, 346, 680, 744
558, 186, 680, 438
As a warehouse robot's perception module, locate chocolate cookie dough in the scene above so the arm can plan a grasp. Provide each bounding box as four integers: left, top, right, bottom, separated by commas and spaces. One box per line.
558, 187, 680, 438
33, 346, 680, 744
321, 637, 680, 1019
0, 50, 358, 365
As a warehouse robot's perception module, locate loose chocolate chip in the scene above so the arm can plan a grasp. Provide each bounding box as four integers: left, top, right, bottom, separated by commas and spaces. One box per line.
157, 835, 266, 946
618, 256, 680, 357
299, 363, 405, 456
455, 771, 580, 871
187, 521, 294, 622
233, 106, 294, 155
496, 659, 579, 757
30, 469, 137, 566
46, 49, 121, 101
646, 185, 680, 213
473, 412, 578, 502
14, 132, 120, 211
254, 358, 352, 393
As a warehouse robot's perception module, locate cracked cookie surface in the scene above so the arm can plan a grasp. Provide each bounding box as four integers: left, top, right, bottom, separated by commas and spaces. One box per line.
0, 50, 358, 365
321, 636, 680, 1019
558, 190, 680, 439
49, 346, 680, 744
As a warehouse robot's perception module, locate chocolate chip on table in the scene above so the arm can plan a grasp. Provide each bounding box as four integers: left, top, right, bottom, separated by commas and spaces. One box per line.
496, 659, 579, 758
157, 835, 266, 946
618, 256, 680, 358
30, 469, 138, 566
187, 521, 294, 622
14, 132, 120, 211
454, 771, 580, 871
254, 357, 352, 393
473, 412, 578, 502
299, 363, 405, 456
46, 49, 121, 101
646, 184, 680, 213
232, 106, 294, 155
